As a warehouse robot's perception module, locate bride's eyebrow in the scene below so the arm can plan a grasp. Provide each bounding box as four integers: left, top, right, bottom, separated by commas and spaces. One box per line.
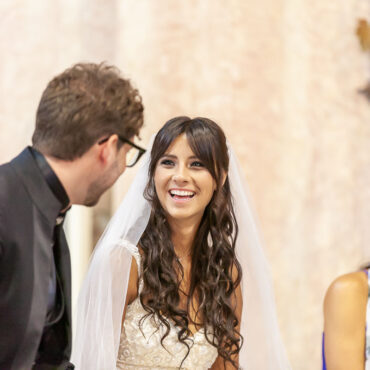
160, 154, 200, 160
160, 154, 177, 159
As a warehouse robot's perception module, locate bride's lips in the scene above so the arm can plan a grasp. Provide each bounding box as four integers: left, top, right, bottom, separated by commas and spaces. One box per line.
168, 188, 196, 203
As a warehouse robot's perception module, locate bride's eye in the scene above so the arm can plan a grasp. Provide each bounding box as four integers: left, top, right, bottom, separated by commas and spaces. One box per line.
159, 159, 175, 166
190, 161, 205, 168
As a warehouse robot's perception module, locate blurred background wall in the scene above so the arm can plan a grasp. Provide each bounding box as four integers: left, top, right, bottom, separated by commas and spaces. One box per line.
1, 1, 370, 368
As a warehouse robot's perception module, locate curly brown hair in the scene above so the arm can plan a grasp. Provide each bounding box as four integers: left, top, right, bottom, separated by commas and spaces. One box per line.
32, 62, 144, 160
139, 117, 243, 368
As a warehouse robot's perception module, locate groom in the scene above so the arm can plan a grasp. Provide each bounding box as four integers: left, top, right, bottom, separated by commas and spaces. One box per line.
0, 63, 145, 370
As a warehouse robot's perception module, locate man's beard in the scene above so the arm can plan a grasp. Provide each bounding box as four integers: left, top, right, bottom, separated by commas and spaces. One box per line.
83, 163, 118, 206
83, 186, 102, 207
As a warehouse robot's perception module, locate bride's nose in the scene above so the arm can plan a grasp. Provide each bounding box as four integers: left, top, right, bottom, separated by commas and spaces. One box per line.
172, 164, 190, 184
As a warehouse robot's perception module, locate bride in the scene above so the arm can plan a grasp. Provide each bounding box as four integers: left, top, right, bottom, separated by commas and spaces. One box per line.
72, 117, 291, 369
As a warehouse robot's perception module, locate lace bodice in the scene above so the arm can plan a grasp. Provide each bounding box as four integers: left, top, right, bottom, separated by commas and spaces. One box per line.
116, 251, 218, 370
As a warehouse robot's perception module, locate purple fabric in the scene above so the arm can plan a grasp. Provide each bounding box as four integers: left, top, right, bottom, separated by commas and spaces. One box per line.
322, 333, 327, 370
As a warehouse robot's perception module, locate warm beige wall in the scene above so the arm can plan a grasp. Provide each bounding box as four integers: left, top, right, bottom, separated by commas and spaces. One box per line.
1, 1, 369, 368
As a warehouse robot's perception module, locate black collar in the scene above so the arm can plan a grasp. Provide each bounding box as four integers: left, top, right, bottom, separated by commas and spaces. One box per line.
29, 147, 70, 211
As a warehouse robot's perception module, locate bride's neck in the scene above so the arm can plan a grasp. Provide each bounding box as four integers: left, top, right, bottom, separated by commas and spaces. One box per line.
169, 218, 201, 259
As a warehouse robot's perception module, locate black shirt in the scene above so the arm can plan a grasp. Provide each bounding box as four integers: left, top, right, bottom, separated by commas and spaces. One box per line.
29, 147, 70, 323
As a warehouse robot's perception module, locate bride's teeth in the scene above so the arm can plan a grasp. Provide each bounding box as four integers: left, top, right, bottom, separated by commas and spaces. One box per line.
170, 190, 195, 196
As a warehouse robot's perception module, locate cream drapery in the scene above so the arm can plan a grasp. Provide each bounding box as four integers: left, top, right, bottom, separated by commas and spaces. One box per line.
0, 1, 369, 368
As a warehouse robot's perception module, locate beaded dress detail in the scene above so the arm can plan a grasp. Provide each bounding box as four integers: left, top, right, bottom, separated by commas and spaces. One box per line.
116, 250, 218, 370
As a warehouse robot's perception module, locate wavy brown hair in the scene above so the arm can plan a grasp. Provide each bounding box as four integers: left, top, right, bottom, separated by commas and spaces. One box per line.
138, 117, 243, 368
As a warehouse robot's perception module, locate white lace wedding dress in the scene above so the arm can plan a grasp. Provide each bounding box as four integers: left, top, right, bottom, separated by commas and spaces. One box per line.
116, 251, 218, 370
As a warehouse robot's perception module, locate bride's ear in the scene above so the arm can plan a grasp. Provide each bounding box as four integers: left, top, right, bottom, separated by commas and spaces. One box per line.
221, 171, 227, 187
215, 171, 227, 191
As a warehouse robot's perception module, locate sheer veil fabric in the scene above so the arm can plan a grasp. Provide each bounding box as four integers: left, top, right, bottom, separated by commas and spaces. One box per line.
71, 137, 291, 370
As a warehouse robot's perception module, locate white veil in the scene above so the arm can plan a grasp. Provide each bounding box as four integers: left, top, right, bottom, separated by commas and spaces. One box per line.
71, 137, 291, 370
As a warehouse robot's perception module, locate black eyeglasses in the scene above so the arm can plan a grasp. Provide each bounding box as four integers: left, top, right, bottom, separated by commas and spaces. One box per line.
98, 135, 146, 167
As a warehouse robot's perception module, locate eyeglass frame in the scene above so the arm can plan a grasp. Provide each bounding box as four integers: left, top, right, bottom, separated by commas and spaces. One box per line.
97, 134, 146, 167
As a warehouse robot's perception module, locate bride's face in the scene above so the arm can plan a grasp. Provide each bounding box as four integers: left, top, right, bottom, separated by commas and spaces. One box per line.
154, 133, 216, 224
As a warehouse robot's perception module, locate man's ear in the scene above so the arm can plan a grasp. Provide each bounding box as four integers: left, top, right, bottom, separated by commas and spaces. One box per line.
97, 134, 119, 165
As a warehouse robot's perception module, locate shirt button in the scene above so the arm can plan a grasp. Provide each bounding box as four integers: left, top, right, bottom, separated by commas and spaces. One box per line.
56, 216, 64, 225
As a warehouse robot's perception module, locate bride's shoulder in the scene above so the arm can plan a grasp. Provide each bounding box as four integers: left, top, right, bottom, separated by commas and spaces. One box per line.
126, 252, 139, 305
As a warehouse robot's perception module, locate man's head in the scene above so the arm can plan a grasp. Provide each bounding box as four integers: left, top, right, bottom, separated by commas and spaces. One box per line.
32, 62, 143, 159
32, 62, 144, 206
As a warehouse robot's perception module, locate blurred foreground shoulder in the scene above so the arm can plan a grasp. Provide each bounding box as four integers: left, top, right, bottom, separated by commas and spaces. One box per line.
323, 271, 368, 370
324, 271, 368, 313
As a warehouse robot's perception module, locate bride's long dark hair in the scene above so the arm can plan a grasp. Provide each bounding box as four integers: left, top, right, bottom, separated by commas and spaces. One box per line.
139, 117, 243, 368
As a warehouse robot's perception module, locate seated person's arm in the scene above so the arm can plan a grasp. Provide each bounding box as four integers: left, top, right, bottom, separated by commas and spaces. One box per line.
323, 271, 368, 370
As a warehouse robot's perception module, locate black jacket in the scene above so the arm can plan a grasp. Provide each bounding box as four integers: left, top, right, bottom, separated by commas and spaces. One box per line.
0, 148, 73, 370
